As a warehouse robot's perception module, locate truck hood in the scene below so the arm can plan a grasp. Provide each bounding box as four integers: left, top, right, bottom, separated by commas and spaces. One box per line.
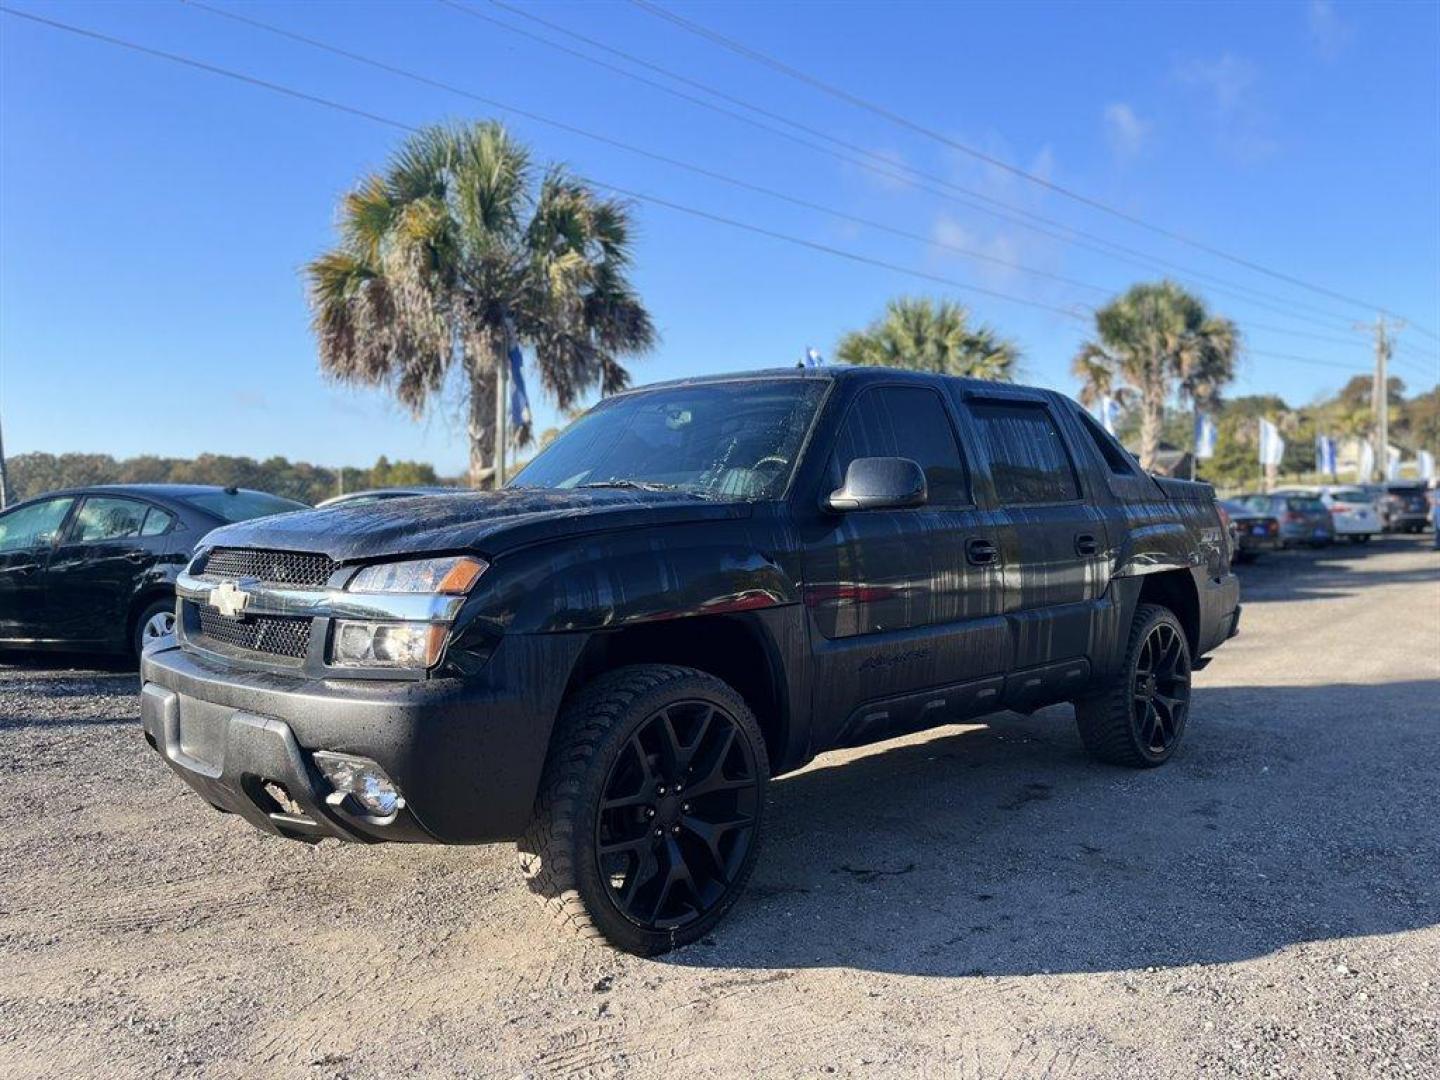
198, 488, 752, 563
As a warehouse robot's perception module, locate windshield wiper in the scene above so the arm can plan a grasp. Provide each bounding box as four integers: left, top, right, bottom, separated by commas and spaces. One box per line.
577, 480, 707, 498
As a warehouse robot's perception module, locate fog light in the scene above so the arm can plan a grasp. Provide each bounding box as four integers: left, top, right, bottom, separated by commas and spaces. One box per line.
313, 752, 405, 818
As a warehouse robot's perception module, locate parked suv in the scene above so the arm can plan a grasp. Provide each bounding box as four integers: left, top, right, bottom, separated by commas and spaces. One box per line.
1382, 482, 1431, 533
140, 369, 1240, 954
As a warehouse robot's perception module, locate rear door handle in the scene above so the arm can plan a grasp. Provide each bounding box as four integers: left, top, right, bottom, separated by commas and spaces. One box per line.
966, 538, 998, 566
1074, 533, 1100, 557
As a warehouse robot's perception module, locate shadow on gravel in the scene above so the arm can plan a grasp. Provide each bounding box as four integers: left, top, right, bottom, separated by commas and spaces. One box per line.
672, 679, 1439, 978
1236, 534, 1438, 605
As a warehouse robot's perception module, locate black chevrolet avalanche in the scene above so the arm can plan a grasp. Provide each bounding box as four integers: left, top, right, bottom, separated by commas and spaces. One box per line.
141, 368, 1240, 954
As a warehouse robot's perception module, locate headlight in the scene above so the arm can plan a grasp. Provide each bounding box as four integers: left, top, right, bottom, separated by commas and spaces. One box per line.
331, 620, 449, 668
347, 555, 487, 595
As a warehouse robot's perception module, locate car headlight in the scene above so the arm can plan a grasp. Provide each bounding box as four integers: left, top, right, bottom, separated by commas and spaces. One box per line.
332, 556, 488, 669
332, 620, 449, 668
346, 555, 487, 594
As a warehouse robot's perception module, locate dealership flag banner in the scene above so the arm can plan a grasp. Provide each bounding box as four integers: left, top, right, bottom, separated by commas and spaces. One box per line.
502, 316, 531, 431
1098, 396, 1122, 436
1358, 440, 1376, 481
803, 346, 825, 368
1420, 450, 1436, 481
1258, 418, 1286, 468
1194, 413, 1217, 460
1386, 446, 1402, 481
1315, 435, 1338, 477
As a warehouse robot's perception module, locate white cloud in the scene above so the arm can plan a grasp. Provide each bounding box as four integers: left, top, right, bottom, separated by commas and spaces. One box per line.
1174, 53, 1278, 163
1308, 0, 1352, 61
1103, 102, 1150, 161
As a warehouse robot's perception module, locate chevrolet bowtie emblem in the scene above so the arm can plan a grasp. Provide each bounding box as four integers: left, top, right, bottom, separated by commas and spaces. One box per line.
209, 579, 251, 619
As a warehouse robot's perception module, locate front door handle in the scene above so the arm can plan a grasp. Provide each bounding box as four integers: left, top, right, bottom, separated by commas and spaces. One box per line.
1074, 533, 1100, 557
124, 550, 150, 563
966, 538, 998, 566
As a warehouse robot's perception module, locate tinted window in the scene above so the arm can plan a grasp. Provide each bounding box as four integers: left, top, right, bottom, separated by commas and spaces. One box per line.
1238, 496, 1274, 513
141, 507, 177, 536
1075, 407, 1138, 476
0, 498, 75, 551
830, 387, 969, 503
969, 401, 1081, 504
1329, 488, 1369, 503
182, 490, 308, 522
69, 497, 149, 541
515, 380, 828, 500
1286, 497, 1325, 513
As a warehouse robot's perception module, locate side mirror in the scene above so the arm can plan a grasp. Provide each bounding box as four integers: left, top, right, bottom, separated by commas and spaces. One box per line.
825, 457, 927, 512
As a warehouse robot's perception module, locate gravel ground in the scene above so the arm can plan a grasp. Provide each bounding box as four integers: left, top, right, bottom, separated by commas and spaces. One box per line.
2, 535, 1437, 1078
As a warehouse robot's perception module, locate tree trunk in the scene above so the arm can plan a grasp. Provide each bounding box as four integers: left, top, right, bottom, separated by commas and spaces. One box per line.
467, 364, 496, 490
1138, 376, 1164, 473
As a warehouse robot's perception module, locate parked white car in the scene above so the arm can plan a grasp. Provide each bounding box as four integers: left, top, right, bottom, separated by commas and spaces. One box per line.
1274, 485, 1380, 543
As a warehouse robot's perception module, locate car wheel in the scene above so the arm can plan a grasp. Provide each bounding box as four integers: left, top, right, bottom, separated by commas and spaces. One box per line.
1075, 603, 1192, 768
518, 664, 769, 955
133, 598, 177, 658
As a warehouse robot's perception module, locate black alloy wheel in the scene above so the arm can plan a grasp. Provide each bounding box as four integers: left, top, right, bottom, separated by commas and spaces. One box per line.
595, 699, 760, 931
519, 665, 769, 954
1075, 603, 1193, 768
1130, 619, 1191, 757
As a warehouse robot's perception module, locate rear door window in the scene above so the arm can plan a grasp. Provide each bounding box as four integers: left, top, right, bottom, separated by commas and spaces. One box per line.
69, 497, 148, 541
968, 401, 1081, 504
830, 386, 970, 504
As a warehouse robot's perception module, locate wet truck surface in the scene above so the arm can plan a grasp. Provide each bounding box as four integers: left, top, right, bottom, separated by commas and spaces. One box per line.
142, 367, 1240, 954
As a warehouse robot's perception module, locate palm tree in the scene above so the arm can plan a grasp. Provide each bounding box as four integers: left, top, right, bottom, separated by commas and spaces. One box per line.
1072, 281, 1239, 471
835, 297, 1019, 381
306, 121, 656, 488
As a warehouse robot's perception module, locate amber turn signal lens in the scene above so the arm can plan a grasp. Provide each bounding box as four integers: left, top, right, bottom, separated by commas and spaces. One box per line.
436, 556, 486, 595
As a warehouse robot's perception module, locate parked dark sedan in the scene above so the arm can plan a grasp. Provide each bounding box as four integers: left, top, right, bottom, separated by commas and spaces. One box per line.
0, 485, 306, 657
1233, 493, 1334, 548
1219, 499, 1281, 562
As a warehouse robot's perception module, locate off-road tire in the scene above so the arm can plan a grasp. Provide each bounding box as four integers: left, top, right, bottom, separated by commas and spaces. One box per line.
517, 664, 769, 955
1075, 603, 1192, 768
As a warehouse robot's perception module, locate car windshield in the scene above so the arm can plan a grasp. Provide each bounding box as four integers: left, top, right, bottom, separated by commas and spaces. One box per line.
1286, 497, 1325, 512
1329, 488, 1369, 502
512, 379, 829, 500
181, 490, 308, 522
1237, 496, 1273, 513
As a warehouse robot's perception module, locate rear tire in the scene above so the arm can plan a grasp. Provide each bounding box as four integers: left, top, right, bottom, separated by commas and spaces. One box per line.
1075, 604, 1192, 768
133, 598, 176, 659
518, 665, 769, 955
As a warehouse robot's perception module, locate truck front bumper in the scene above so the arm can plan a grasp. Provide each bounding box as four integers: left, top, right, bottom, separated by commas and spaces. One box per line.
140, 633, 584, 845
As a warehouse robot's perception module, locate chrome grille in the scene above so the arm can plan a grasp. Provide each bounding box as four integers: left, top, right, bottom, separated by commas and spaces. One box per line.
195, 606, 312, 660
200, 547, 336, 587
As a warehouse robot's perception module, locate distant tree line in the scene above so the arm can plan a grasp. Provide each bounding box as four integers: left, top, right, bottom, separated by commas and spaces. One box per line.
7, 452, 455, 506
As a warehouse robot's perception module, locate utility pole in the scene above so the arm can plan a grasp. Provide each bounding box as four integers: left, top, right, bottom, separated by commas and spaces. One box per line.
1358, 316, 1403, 482
0, 406, 8, 509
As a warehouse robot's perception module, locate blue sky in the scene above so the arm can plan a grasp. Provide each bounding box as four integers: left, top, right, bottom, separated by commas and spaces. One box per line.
2, 0, 1437, 475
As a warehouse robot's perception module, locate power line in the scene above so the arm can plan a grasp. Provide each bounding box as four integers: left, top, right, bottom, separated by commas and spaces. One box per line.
0, 4, 1078, 326
447, 0, 1387, 339
0, 4, 1387, 386
628, 0, 1440, 337
184, 0, 1110, 300
199, 0, 1432, 371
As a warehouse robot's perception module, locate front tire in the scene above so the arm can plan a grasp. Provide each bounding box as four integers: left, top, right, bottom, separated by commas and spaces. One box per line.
1075, 604, 1192, 768
518, 665, 769, 955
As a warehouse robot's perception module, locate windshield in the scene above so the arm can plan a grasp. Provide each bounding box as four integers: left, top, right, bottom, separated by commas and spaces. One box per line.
512, 379, 829, 500
182, 490, 308, 522
1329, 488, 1369, 502
1286, 497, 1325, 513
